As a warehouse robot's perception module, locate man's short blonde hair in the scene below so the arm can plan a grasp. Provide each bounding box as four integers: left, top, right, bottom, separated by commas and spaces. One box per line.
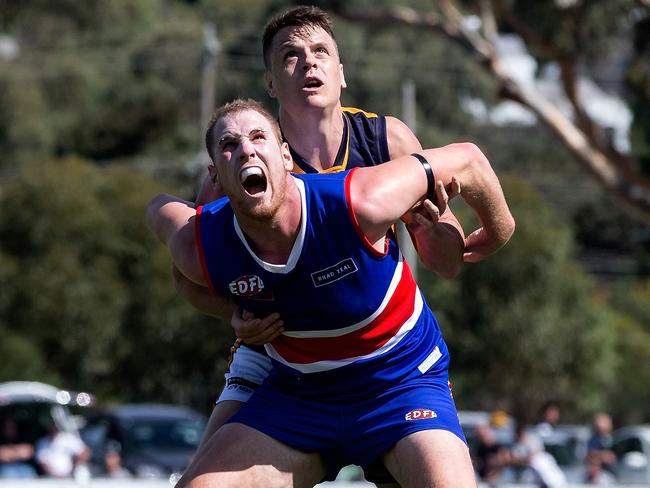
205, 99, 282, 163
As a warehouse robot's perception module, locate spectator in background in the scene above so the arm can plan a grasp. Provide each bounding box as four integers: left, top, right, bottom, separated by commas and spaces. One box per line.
35, 421, 91, 478
585, 455, 616, 485
473, 422, 509, 486
509, 422, 566, 488
534, 401, 561, 437
508, 423, 539, 483
587, 412, 617, 476
102, 440, 131, 478
0, 416, 37, 478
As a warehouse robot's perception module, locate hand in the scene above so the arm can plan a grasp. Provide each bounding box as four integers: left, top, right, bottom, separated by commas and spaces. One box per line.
463, 227, 501, 262
231, 308, 284, 345
405, 176, 460, 234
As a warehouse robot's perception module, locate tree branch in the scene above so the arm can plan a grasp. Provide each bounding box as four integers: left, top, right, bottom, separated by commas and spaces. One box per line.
328, 1, 650, 218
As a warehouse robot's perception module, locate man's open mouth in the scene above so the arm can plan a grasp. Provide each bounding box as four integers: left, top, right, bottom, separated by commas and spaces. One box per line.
239, 166, 267, 196
304, 77, 323, 89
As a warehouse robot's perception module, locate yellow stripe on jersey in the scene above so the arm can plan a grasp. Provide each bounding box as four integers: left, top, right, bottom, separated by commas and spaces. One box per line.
290, 107, 375, 174
342, 106, 378, 118
319, 114, 350, 173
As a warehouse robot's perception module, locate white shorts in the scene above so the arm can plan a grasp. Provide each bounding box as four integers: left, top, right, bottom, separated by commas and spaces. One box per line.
216, 345, 273, 404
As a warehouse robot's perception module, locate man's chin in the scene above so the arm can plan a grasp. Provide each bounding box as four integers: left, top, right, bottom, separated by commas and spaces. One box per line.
237, 197, 276, 220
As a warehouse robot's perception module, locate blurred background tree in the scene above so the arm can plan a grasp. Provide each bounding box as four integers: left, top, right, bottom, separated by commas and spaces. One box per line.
0, 0, 648, 423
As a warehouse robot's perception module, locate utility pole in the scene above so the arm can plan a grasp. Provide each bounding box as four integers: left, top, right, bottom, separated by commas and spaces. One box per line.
199, 22, 220, 155
400, 78, 419, 282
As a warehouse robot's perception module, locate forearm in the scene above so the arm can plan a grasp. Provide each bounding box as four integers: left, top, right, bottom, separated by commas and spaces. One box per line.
412, 215, 465, 278
421, 144, 515, 256
173, 265, 235, 319
353, 143, 514, 255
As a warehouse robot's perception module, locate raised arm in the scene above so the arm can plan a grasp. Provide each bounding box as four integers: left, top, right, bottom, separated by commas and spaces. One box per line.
146, 193, 206, 287
350, 143, 515, 260
386, 116, 465, 277
169, 170, 235, 318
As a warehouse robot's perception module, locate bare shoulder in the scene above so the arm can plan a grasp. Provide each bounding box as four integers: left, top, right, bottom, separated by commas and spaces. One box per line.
385, 116, 422, 158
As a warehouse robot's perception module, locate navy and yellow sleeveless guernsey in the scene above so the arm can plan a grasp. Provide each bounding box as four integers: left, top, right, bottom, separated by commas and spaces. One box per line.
196, 170, 464, 480
288, 107, 390, 174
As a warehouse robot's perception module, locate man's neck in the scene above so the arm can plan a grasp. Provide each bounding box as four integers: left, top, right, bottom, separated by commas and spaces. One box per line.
279, 104, 344, 172
235, 177, 302, 265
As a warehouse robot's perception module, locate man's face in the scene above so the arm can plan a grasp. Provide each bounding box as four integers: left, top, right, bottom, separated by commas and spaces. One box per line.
265, 25, 346, 110
209, 109, 293, 219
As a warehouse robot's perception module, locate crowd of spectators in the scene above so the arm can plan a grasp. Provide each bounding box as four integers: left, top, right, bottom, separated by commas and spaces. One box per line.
471, 402, 622, 487
0, 414, 130, 480
0, 400, 635, 485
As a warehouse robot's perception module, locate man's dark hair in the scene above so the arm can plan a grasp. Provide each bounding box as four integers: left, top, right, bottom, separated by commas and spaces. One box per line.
262, 5, 336, 69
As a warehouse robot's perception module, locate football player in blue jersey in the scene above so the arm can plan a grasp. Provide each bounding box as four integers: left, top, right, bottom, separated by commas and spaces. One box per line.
176, 6, 476, 486
181, 6, 469, 475
148, 99, 515, 488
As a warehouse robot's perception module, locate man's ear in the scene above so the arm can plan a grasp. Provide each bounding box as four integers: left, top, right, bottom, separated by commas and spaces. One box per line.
208, 164, 220, 187
339, 64, 347, 90
281, 142, 293, 171
265, 71, 276, 98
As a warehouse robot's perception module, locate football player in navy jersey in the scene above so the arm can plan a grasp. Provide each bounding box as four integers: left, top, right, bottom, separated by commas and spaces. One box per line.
147, 99, 514, 488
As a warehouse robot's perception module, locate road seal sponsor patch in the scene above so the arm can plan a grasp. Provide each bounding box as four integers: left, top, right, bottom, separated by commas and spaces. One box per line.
311, 258, 358, 287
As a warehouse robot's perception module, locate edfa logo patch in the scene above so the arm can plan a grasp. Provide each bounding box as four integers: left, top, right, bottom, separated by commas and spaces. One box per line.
229, 275, 264, 297
404, 409, 437, 421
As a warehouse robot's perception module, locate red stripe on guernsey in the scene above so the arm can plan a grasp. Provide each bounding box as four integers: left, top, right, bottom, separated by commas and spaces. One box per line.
345, 168, 388, 258
194, 205, 218, 295
269, 259, 417, 364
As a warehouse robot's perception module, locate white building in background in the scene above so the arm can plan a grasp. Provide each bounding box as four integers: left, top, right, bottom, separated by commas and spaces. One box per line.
0, 34, 19, 60
461, 34, 632, 153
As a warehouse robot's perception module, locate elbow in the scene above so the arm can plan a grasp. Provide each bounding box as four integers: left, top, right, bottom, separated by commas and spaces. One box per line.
497, 212, 516, 249
504, 211, 516, 241
146, 193, 167, 231
464, 142, 492, 177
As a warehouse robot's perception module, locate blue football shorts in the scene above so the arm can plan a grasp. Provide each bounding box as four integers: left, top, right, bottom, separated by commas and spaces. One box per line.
227, 346, 465, 482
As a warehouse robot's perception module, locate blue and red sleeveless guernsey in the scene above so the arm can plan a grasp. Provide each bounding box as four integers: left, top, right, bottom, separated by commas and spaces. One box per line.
196, 170, 446, 391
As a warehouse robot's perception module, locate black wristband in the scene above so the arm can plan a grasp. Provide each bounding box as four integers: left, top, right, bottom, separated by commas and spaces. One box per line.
411, 153, 436, 202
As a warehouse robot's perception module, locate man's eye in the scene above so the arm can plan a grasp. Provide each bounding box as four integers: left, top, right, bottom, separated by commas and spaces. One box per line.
315, 47, 328, 54
284, 51, 297, 60
221, 140, 236, 150
252, 133, 266, 141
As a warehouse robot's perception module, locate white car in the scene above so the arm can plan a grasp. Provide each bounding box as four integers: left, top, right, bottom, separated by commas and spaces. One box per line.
612, 424, 650, 484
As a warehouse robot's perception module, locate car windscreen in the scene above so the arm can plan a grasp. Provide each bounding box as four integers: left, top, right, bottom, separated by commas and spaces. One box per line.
119, 417, 204, 450
0, 402, 74, 444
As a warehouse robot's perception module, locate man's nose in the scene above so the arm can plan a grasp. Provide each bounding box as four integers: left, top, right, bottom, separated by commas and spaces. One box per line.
239, 137, 256, 161
302, 50, 317, 71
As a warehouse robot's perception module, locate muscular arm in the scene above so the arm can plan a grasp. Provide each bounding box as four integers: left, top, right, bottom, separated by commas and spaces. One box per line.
351, 143, 515, 259
165, 171, 236, 317
386, 116, 464, 278
172, 265, 235, 319
146, 193, 207, 287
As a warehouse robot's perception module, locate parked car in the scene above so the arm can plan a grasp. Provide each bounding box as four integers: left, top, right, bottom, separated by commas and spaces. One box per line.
612, 424, 650, 484
0, 381, 84, 476
80, 403, 206, 479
